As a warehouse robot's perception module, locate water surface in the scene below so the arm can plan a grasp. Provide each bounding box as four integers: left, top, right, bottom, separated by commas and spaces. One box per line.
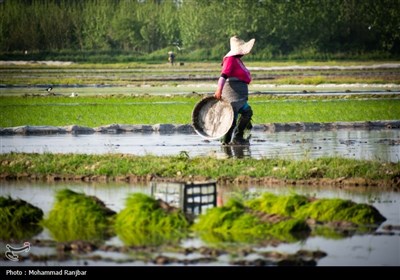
1, 129, 399, 162
0, 181, 399, 266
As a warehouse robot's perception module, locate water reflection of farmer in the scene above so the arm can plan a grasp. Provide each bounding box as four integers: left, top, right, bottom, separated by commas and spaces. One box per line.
168, 51, 175, 65
214, 36, 255, 145
221, 145, 251, 159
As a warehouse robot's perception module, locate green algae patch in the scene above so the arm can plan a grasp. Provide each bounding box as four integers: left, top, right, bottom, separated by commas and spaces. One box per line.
193, 199, 310, 244
114, 193, 190, 246
0, 196, 44, 240
296, 198, 386, 225
42, 189, 116, 242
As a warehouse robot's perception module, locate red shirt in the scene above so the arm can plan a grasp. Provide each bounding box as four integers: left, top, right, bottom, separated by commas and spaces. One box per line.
221, 56, 252, 84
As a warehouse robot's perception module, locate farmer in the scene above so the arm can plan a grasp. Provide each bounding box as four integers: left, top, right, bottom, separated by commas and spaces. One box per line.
168, 51, 175, 66
214, 35, 255, 145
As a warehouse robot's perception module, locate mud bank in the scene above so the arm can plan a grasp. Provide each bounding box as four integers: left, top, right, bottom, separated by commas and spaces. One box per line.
1, 173, 399, 190
1, 120, 399, 135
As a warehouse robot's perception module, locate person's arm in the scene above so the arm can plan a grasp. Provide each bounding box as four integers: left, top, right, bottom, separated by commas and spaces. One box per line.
214, 57, 234, 99
214, 74, 227, 99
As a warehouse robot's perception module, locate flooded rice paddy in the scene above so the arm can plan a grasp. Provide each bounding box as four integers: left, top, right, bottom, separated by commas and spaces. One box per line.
1, 83, 400, 97
1, 127, 400, 266
1, 81, 400, 266
0, 181, 399, 266
1, 128, 399, 162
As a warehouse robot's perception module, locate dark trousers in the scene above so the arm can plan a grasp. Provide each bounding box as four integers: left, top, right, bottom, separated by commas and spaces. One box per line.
221, 105, 253, 144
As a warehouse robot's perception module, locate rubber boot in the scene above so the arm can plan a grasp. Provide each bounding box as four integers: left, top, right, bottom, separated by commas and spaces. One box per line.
231, 107, 253, 145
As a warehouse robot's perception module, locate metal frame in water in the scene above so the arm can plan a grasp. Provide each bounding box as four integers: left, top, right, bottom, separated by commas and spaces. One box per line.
150, 180, 217, 215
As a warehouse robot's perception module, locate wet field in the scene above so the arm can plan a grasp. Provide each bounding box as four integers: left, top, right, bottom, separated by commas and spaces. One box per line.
1, 125, 400, 266
1, 128, 399, 162
0, 180, 399, 266
1, 64, 400, 266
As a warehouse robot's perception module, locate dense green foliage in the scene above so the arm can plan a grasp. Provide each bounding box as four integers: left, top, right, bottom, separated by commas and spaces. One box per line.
1, 0, 399, 62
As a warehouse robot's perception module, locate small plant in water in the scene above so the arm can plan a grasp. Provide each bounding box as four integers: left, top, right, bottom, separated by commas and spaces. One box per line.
42, 189, 116, 242
0, 196, 44, 240
114, 193, 191, 246
296, 198, 386, 225
193, 198, 310, 244
194, 192, 386, 244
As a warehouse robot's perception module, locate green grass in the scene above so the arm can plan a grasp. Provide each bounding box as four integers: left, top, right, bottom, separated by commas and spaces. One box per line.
251, 98, 400, 124
1, 153, 399, 182
1, 95, 399, 127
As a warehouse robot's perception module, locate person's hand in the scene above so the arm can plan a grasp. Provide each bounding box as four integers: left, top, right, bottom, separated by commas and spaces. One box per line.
214, 88, 222, 100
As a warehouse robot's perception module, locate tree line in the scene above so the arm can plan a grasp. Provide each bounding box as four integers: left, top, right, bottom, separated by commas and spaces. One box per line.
1, 0, 399, 61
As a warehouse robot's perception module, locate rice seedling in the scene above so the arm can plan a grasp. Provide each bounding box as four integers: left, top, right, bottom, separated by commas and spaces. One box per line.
247, 193, 386, 225
193, 198, 310, 243
42, 189, 116, 242
0, 196, 43, 240
296, 198, 386, 225
114, 193, 190, 246
1, 95, 399, 127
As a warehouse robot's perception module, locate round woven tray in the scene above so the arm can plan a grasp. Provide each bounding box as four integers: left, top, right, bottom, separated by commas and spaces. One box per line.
192, 96, 234, 140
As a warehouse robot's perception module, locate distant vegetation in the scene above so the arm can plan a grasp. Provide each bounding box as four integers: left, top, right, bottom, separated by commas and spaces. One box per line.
1, 0, 399, 62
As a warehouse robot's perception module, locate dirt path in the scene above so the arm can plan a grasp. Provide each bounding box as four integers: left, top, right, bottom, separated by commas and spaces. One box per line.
1, 120, 399, 135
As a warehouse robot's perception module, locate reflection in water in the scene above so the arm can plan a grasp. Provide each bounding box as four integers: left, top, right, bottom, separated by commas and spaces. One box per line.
221, 145, 251, 158
1, 129, 399, 162
0, 196, 44, 241
116, 229, 187, 247
194, 192, 385, 246
114, 193, 190, 246
195, 215, 311, 244
43, 189, 116, 242
1, 224, 43, 242
0, 181, 399, 266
